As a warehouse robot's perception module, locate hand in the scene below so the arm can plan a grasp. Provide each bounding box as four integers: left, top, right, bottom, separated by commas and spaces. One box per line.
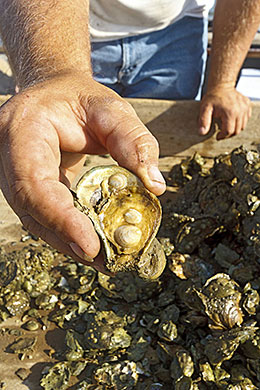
198, 86, 252, 140
0, 72, 165, 272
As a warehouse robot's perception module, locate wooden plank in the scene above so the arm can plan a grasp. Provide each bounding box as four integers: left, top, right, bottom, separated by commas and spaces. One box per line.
129, 98, 260, 157
1, 95, 260, 158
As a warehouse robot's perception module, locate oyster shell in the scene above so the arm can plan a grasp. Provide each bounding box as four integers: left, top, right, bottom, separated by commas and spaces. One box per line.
196, 273, 243, 330
75, 165, 166, 279
93, 361, 138, 389
40, 362, 70, 390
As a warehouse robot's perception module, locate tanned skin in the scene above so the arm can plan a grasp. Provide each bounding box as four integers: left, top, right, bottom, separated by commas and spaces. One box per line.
0, 0, 259, 271
200, 0, 260, 139
0, 0, 165, 272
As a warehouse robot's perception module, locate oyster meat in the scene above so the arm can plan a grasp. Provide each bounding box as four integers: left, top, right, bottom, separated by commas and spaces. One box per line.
75, 165, 166, 279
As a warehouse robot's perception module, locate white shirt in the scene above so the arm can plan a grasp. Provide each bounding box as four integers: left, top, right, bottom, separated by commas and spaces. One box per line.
90, 0, 215, 41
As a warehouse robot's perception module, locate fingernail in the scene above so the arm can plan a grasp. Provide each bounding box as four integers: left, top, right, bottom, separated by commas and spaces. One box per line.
148, 166, 165, 185
69, 242, 94, 262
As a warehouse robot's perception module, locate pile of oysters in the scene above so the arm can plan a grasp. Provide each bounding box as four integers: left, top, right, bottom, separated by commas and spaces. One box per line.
0, 147, 260, 389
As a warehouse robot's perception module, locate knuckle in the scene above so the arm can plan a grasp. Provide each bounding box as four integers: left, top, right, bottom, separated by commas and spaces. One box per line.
108, 98, 134, 114
89, 94, 134, 117
226, 107, 236, 117
88, 96, 138, 132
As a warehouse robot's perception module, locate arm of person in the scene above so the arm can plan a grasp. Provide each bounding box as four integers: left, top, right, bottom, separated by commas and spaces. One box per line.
0, 0, 165, 271
199, 0, 260, 139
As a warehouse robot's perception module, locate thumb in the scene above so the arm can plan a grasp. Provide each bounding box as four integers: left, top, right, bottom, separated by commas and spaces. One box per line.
105, 104, 166, 196
198, 102, 214, 136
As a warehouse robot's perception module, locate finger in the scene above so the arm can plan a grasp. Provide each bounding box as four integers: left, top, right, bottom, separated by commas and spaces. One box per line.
248, 104, 252, 119
22, 180, 100, 258
20, 214, 112, 276
20, 214, 95, 263
242, 112, 249, 131
0, 167, 97, 265
217, 114, 236, 140
244, 104, 252, 129
1, 118, 100, 259
234, 116, 243, 135
91, 252, 115, 276
3, 171, 100, 259
198, 102, 214, 135
108, 125, 165, 196
19, 214, 113, 275
92, 100, 166, 196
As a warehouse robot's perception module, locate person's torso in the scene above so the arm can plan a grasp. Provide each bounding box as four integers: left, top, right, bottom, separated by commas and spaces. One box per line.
90, 0, 215, 41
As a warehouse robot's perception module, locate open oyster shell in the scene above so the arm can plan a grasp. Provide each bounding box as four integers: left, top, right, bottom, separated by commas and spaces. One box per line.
75, 165, 166, 279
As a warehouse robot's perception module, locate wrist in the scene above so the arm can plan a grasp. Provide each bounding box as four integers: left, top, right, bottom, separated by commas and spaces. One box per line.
206, 81, 236, 95
18, 68, 93, 90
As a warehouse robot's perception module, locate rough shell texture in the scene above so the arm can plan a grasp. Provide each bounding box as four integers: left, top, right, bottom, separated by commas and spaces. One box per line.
75, 165, 166, 279
196, 273, 243, 330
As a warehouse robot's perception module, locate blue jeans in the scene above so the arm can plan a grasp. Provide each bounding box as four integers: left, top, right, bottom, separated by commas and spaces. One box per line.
91, 16, 208, 100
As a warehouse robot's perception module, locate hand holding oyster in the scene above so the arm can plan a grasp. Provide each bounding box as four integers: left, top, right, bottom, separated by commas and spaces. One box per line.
74, 165, 166, 279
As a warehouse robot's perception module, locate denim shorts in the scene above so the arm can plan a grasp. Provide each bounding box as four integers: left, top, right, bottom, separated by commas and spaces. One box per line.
91, 16, 208, 100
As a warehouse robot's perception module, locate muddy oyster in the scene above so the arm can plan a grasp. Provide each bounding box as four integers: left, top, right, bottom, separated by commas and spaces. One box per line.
75, 165, 166, 279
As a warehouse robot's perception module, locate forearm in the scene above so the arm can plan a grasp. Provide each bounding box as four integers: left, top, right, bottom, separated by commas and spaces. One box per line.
208, 0, 260, 90
0, 0, 91, 88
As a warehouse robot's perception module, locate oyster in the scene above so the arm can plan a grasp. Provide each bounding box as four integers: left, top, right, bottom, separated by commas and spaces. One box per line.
93, 361, 138, 389
196, 273, 243, 330
8, 336, 37, 355
204, 325, 257, 366
83, 310, 131, 351
75, 165, 166, 279
0, 248, 17, 287
40, 362, 70, 390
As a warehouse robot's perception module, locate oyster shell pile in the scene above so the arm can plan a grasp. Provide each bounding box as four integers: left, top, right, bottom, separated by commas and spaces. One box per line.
1, 147, 260, 389
75, 165, 166, 279
0, 245, 55, 320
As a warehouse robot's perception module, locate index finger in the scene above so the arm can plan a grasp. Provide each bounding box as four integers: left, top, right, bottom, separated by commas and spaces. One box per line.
6, 177, 100, 259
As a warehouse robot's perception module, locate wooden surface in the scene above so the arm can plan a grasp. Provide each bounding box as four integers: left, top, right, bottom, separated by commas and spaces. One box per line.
129, 98, 260, 157
2, 95, 260, 158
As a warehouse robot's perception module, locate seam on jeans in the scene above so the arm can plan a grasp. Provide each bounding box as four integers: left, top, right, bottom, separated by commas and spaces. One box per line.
117, 40, 124, 81
118, 38, 131, 81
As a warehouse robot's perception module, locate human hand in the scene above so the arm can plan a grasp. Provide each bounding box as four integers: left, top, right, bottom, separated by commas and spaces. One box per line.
198, 86, 252, 140
0, 73, 165, 272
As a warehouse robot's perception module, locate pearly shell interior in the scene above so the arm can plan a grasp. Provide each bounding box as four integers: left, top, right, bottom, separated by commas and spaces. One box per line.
75, 165, 165, 279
